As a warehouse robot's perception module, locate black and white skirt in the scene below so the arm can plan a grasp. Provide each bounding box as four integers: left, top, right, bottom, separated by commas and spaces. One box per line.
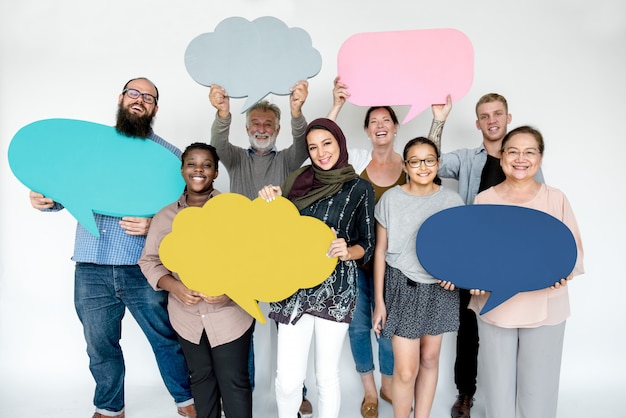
381, 264, 460, 340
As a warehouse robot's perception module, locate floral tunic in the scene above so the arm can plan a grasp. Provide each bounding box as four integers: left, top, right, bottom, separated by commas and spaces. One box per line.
269, 177, 375, 324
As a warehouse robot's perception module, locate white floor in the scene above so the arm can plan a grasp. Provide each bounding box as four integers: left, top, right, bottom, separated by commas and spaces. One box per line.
0, 303, 619, 418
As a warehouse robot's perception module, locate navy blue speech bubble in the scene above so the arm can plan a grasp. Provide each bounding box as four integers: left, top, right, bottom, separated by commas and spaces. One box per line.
416, 204, 577, 314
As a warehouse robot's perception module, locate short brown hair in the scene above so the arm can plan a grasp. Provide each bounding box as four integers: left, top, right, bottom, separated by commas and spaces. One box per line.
475, 93, 508, 117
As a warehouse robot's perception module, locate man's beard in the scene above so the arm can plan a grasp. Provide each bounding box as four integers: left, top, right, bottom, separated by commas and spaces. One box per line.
115, 103, 155, 138
249, 132, 277, 154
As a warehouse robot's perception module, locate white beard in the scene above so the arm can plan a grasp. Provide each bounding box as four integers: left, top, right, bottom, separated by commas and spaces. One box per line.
249, 132, 277, 154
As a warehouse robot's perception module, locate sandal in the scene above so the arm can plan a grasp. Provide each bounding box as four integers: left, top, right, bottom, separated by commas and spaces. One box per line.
361, 398, 378, 417
379, 388, 392, 405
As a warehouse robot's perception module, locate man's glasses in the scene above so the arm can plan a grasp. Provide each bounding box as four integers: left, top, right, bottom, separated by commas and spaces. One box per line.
122, 88, 157, 104
404, 157, 438, 168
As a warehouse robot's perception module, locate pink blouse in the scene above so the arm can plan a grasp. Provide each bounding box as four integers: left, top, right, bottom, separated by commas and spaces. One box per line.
468, 184, 584, 328
139, 192, 254, 346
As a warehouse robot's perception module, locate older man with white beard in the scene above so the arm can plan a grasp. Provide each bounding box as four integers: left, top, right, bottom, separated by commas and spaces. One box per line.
208, 81, 313, 418
209, 81, 309, 200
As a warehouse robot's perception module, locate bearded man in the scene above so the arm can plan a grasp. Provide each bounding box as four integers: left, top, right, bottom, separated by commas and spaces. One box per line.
29, 77, 196, 418
209, 81, 309, 200
208, 81, 313, 417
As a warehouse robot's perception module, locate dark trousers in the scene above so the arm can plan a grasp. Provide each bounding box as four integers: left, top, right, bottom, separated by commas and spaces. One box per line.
178, 324, 254, 418
454, 289, 479, 396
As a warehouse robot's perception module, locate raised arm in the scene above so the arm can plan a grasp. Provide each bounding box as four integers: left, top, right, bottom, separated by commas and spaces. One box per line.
428, 94, 453, 152
209, 84, 230, 119
209, 84, 243, 168
209, 84, 232, 149
326, 76, 350, 121
284, 81, 310, 170
289, 80, 308, 118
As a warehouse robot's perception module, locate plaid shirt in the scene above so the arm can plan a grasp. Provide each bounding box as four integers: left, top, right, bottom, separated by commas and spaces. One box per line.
47, 132, 181, 266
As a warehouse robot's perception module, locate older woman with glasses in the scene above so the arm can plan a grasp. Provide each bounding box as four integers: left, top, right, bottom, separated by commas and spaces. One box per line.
469, 126, 585, 418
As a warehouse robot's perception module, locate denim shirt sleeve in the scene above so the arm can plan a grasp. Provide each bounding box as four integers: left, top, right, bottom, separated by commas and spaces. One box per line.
439, 146, 486, 205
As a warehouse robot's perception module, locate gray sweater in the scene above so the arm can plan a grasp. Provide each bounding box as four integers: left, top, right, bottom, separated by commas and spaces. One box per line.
210, 112, 309, 199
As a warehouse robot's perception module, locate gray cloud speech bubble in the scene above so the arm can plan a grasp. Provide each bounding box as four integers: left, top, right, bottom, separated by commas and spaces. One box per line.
184, 16, 322, 113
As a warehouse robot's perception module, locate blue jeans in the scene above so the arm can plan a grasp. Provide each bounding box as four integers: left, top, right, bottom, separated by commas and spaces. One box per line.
348, 267, 393, 376
74, 263, 193, 413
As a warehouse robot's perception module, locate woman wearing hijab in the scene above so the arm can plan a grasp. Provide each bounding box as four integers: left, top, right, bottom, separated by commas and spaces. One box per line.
259, 118, 375, 418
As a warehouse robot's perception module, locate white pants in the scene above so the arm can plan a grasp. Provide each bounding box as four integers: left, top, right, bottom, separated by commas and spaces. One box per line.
477, 318, 566, 418
275, 314, 349, 418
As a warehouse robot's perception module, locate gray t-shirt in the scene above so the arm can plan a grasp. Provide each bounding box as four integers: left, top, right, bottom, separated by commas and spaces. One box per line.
375, 185, 464, 284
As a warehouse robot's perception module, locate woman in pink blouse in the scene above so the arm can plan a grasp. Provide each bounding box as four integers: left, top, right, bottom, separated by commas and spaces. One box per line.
139, 143, 254, 418
469, 126, 584, 418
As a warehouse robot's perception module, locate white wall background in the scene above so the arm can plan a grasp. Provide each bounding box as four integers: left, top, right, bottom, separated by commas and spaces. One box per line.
1, 0, 624, 416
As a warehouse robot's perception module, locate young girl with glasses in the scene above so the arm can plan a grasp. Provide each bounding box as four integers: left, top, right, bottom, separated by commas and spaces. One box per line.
373, 137, 464, 418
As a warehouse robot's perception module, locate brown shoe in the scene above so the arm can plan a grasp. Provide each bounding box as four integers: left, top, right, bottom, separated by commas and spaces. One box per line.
451, 394, 473, 418
360, 398, 378, 417
178, 404, 197, 418
92, 412, 124, 418
379, 388, 392, 405
299, 397, 313, 417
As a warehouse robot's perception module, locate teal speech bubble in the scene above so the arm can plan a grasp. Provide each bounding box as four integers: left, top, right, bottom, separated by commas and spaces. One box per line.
185, 16, 322, 113
8, 118, 185, 237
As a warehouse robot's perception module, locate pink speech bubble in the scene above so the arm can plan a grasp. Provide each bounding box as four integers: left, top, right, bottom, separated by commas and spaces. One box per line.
338, 29, 474, 124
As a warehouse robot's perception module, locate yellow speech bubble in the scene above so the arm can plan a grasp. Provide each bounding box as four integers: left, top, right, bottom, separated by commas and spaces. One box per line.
159, 193, 338, 323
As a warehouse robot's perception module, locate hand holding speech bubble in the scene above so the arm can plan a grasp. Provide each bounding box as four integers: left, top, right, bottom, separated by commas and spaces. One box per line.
415, 205, 577, 314
338, 28, 473, 124
158, 193, 338, 323
185, 16, 322, 113
8, 119, 184, 237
